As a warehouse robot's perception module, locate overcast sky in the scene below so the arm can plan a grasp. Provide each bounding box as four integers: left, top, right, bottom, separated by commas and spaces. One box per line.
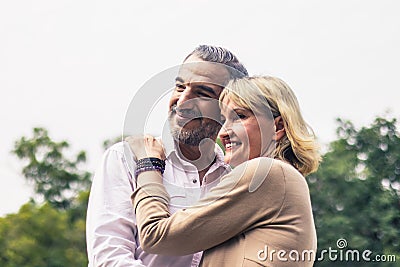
1, 0, 399, 216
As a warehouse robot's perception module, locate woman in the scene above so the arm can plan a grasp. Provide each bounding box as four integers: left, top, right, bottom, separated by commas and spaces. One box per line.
128, 76, 321, 266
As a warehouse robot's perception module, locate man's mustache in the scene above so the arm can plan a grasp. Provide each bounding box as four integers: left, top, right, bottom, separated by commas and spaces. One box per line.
170, 105, 202, 118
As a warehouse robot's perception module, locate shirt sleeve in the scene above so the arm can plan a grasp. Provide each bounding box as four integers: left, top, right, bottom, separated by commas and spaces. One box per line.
132, 157, 285, 256
86, 143, 146, 267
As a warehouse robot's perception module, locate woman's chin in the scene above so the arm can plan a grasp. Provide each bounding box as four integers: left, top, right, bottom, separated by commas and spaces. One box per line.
224, 155, 235, 167
224, 157, 246, 168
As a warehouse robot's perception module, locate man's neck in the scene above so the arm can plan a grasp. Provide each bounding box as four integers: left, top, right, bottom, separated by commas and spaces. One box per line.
177, 140, 217, 183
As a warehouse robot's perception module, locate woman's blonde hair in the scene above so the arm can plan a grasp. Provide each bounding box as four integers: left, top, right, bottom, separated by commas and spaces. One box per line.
220, 76, 321, 176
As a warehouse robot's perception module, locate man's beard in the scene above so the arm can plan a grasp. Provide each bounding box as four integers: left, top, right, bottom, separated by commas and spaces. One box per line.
168, 110, 221, 146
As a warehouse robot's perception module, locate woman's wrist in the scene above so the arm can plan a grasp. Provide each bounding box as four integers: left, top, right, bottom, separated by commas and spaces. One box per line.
136, 168, 163, 188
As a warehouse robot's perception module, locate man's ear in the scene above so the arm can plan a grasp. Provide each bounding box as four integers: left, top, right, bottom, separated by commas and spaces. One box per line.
274, 116, 286, 141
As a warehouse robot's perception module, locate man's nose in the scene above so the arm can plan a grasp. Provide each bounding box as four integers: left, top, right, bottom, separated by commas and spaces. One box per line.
176, 87, 196, 108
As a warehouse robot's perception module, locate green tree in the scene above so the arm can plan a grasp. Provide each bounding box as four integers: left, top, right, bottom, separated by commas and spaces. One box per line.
309, 117, 400, 266
0, 202, 87, 267
0, 127, 90, 266
13, 127, 91, 209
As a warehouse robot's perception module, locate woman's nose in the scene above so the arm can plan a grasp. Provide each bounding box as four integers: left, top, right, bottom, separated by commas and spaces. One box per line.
218, 120, 232, 139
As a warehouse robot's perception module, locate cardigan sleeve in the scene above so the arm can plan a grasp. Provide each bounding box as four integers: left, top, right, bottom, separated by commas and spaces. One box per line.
131, 157, 286, 256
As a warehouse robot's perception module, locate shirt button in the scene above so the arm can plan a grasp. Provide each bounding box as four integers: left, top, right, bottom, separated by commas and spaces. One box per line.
192, 179, 197, 183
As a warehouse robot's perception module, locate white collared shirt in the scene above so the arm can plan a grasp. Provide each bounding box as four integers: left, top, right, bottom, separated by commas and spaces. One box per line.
86, 140, 230, 267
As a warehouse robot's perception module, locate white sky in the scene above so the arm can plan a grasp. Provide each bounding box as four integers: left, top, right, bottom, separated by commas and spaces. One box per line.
1, 0, 399, 216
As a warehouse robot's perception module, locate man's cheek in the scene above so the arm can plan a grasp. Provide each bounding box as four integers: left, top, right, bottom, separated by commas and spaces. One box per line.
169, 96, 178, 109
200, 102, 221, 121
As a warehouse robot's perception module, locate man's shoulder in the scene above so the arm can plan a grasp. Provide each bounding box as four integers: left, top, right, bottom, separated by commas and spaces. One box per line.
106, 141, 135, 157
103, 141, 135, 165
99, 141, 137, 177
106, 141, 125, 153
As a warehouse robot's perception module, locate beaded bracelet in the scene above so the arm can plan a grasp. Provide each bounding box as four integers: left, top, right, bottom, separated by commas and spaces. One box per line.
136, 162, 164, 170
135, 165, 164, 176
136, 158, 165, 169
135, 157, 165, 176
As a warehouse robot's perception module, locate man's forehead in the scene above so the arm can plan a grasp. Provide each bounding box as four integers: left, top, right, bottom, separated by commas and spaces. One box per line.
178, 57, 230, 86
175, 76, 222, 88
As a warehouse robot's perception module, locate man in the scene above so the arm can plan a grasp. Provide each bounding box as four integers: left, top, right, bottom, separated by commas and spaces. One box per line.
86, 45, 248, 267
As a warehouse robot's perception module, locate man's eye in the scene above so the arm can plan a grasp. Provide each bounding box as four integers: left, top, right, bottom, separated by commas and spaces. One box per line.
175, 84, 185, 91
198, 92, 212, 98
220, 116, 226, 123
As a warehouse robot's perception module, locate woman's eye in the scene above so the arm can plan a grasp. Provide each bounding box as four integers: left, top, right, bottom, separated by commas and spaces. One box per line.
237, 113, 247, 119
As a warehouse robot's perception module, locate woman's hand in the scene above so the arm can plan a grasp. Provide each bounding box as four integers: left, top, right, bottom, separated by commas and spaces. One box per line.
125, 135, 166, 160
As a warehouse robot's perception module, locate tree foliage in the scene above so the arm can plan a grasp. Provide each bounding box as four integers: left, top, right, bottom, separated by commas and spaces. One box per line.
309, 117, 400, 266
13, 127, 91, 209
0, 201, 88, 267
0, 128, 91, 266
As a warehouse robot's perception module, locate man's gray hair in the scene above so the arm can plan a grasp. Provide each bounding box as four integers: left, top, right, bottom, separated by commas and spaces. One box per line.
185, 45, 248, 78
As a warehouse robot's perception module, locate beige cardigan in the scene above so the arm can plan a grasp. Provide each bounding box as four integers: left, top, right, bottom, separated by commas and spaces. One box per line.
132, 157, 317, 267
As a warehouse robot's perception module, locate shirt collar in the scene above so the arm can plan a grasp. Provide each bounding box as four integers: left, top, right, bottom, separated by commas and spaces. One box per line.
213, 144, 229, 169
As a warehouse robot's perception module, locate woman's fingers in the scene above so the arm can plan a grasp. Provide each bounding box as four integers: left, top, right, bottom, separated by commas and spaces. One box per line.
125, 135, 166, 160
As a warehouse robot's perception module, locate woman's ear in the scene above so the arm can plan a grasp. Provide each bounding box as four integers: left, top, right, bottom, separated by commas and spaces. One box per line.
274, 116, 286, 141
